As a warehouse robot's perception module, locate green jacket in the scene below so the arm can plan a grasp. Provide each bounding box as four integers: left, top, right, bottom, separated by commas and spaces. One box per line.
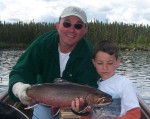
8, 30, 99, 101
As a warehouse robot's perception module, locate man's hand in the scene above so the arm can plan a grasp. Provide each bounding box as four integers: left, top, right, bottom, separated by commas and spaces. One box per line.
71, 98, 92, 115
12, 82, 32, 105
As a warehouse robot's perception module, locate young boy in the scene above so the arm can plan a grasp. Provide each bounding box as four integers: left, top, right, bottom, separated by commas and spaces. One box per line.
92, 40, 141, 119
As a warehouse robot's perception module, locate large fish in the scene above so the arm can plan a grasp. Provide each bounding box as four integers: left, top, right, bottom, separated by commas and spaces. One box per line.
26, 79, 112, 116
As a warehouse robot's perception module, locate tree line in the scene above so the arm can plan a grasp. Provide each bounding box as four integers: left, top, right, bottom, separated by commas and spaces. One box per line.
0, 20, 150, 50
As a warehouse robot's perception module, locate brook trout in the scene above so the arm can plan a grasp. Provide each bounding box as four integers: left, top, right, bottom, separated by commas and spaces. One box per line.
26, 79, 112, 116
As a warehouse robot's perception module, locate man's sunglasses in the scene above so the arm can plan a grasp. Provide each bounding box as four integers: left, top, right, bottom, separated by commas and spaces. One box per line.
63, 21, 84, 30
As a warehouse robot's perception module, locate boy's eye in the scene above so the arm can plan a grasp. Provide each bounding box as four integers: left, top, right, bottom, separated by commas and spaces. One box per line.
97, 62, 103, 65
108, 62, 113, 65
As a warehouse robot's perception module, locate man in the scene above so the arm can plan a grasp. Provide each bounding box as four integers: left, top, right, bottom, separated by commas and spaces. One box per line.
8, 6, 98, 119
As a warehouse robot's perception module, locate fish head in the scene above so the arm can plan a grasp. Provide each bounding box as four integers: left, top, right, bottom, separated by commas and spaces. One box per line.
86, 92, 113, 107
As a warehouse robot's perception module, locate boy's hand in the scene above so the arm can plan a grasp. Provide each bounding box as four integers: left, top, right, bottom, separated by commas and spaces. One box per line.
71, 98, 91, 114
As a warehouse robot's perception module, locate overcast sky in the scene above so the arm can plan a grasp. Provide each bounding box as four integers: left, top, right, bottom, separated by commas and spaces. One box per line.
1, 0, 150, 25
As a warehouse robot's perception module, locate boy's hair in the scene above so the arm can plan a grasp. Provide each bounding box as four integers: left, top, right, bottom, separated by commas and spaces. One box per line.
93, 40, 119, 59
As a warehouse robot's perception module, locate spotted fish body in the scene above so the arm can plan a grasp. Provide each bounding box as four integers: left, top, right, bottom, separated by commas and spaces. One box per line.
26, 80, 112, 109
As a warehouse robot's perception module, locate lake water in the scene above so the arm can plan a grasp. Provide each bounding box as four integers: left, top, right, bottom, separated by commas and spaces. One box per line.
0, 50, 150, 106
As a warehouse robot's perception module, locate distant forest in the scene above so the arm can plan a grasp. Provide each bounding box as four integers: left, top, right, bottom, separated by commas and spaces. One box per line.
0, 20, 150, 50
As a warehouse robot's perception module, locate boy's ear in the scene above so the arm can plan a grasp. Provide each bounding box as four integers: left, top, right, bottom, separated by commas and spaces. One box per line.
116, 59, 120, 67
92, 59, 95, 67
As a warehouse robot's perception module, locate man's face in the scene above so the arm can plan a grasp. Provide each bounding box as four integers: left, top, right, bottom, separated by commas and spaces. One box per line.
56, 16, 88, 52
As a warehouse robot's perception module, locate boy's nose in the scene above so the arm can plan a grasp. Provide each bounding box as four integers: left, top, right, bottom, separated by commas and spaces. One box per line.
103, 64, 108, 70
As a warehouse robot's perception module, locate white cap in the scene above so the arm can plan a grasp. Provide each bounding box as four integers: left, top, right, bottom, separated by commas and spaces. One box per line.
60, 6, 87, 23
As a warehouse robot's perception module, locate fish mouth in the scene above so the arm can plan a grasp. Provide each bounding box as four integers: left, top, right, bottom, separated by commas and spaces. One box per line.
96, 101, 112, 107
95, 97, 113, 107
93, 101, 112, 107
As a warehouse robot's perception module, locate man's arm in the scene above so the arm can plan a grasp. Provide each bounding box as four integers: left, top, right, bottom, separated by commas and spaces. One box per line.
12, 82, 32, 105
117, 107, 141, 119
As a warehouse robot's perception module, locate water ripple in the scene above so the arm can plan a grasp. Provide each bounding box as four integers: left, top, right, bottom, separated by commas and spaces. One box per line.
0, 50, 150, 105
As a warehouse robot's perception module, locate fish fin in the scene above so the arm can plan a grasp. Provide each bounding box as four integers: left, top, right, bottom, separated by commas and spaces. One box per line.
54, 78, 69, 83
79, 102, 88, 111
51, 107, 60, 117
78, 104, 93, 114
78, 106, 89, 113
24, 104, 37, 110
71, 102, 89, 114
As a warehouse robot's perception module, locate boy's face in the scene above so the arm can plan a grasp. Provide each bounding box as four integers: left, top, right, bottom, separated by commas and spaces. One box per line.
92, 51, 120, 80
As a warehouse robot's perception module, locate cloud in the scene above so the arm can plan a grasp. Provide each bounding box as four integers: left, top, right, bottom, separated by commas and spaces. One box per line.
0, 2, 6, 11
0, 0, 150, 25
